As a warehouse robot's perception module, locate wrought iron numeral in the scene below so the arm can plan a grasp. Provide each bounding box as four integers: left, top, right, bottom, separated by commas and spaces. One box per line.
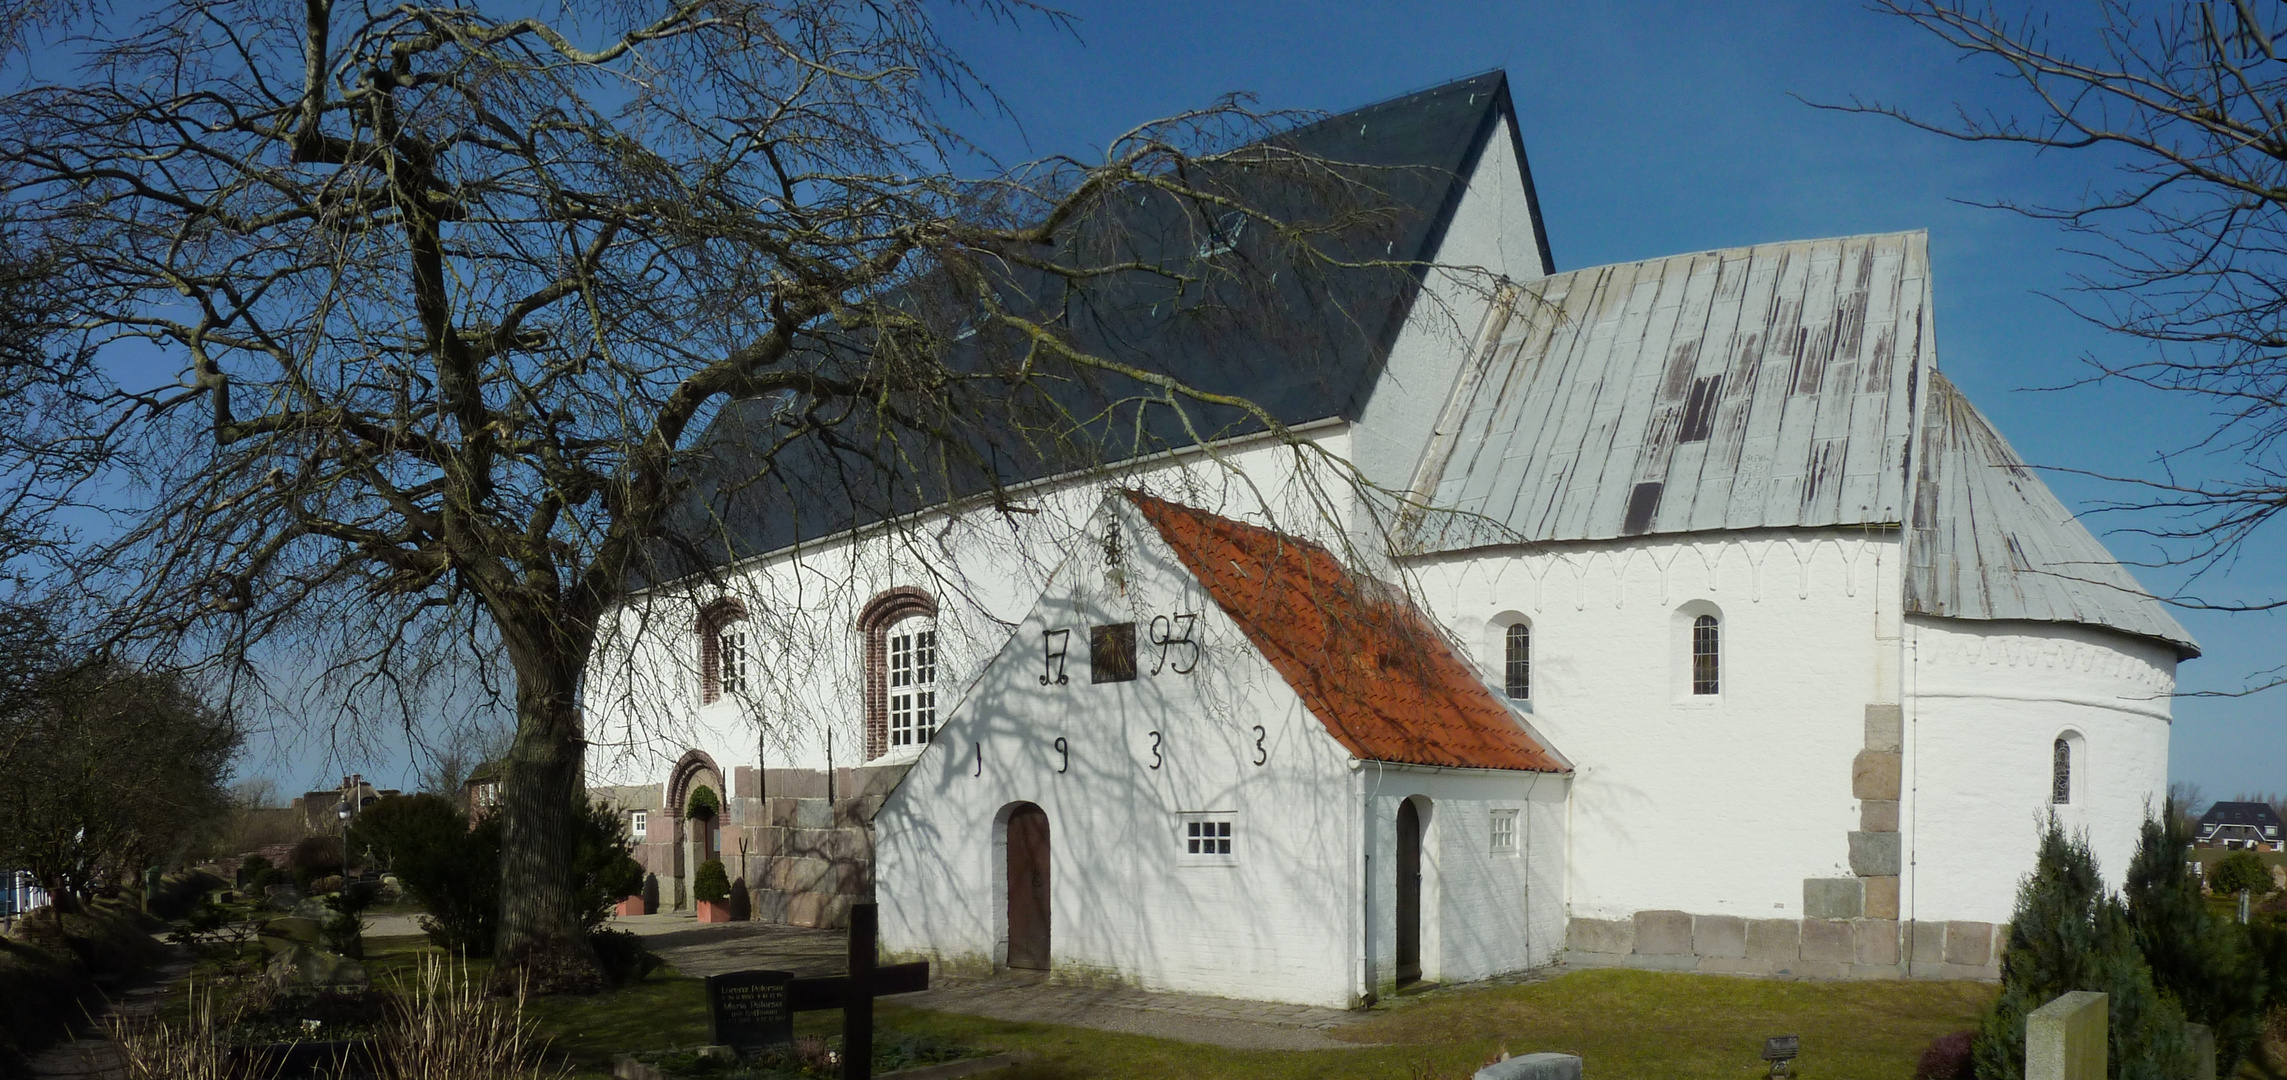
1038, 628, 1070, 685
1053, 736, 1069, 774
1252, 725, 1267, 766
972, 742, 982, 778
1148, 730, 1163, 770
1148, 612, 1201, 675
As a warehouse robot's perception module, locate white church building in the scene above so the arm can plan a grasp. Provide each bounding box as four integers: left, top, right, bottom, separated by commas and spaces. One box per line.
582, 72, 2195, 1006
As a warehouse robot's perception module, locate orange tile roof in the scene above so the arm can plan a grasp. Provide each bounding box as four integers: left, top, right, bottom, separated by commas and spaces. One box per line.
1127, 492, 1565, 773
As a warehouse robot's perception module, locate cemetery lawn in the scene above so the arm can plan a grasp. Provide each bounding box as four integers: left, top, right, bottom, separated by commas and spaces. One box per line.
359, 923, 1993, 1080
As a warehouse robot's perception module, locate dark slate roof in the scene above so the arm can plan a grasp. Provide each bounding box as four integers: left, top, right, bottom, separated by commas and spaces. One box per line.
2201, 802, 2283, 829
640, 73, 1538, 584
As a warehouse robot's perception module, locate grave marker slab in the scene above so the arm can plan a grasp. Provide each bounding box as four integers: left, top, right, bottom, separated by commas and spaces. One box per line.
704, 969, 794, 1054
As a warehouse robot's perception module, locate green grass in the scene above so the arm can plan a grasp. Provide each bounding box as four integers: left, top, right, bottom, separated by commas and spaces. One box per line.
227, 935, 2013, 1080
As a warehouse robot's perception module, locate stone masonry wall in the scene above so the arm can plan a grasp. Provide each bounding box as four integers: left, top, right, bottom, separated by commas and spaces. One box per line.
1564, 911, 2002, 980
728, 762, 909, 929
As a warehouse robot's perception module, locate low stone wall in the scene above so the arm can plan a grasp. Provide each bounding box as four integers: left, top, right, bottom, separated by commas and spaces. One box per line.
1564, 911, 2002, 980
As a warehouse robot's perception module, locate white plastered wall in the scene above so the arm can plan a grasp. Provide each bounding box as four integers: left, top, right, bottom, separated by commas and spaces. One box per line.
1901, 616, 2176, 925
873, 498, 1367, 1007
1359, 765, 1568, 992
580, 430, 1358, 792
1406, 529, 1896, 922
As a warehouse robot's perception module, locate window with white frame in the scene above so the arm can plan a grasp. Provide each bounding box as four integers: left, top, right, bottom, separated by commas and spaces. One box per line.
887, 614, 938, 748
1503, 623, 1531, 700
1491, 808, 1519, 855
630, 809, 648, 842
1178, 812, 1237, 864
717, 626, 749, 696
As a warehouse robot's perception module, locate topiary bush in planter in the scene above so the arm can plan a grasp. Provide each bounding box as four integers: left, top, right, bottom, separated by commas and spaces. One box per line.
693, 860, 730, 904
727, 877, 751, 922
640, 873, 660, 915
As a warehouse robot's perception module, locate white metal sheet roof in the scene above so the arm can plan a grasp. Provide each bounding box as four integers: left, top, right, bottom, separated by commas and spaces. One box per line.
1408, 230, 2196, 657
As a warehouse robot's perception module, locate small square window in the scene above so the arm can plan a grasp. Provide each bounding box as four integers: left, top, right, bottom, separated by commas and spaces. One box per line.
630, 810, 648, 842
1178, 813, 1236, 864
1090, 622, 1138, 683
1490, 809, 1518, 855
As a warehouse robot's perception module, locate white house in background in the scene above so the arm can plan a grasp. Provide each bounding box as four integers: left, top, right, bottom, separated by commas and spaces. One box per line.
581, 70, 2196, 999
874, 492, 1568, 1006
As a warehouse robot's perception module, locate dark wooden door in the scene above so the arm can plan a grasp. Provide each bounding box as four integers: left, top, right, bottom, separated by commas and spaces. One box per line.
1396, 800, 1422, 985
1007, 804, 1050, 971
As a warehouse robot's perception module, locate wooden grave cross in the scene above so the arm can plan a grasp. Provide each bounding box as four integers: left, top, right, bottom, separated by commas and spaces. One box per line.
706, 902, 928, 1080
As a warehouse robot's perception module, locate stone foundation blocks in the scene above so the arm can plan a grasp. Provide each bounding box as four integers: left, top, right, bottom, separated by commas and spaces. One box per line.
1633, 910, 1693, 956
1692, 914, 1746, 959
1864, 876, 1900, 920
1944, 921, 1995, 968
1860, 800, 1900, 832
1800, 919, 1854, 963
1567, 917, 1633, 956
1854, 919, 1900, 965
1744, 919, 1800, 962
1852, 751, 1902, 801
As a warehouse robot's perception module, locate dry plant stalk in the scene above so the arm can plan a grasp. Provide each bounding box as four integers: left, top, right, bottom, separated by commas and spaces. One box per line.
108, 980, 273, 1080
384, 954, 565, 1080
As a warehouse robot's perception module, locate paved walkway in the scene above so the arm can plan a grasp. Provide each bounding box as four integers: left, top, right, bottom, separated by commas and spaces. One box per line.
23, 945, 191, 1080
604, 916, 1370, 1051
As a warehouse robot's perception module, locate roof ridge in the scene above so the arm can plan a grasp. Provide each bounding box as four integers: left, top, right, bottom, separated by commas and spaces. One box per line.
1534, 228, 1931, 282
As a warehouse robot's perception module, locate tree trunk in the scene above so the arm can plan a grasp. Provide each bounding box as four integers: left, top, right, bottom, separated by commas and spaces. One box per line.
491, 628, 603, 993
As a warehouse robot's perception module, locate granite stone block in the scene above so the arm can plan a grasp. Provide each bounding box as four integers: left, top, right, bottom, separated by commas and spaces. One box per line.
1745, 919, 1801, 961
1475, 1053, 1582, 1080
1801, 919, 1854, 963
1855, 919, 1901, 965
1804, 877, 1864, 919
1853, 751, 1902, 800
1568, 917, 1634, 956
1693, 914, 1746, 959
1634, 910, 1693, 955
1860, 800, 1900, 832
2026, 990, 2105, 1080
1909, 920, 1947, 965
1849, 831, 1902, 876
1865, 876, 1900, 920
1945, 921, 1995, 967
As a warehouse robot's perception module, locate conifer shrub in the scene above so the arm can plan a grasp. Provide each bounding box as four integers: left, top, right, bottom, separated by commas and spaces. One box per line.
728, 876, 752, 921
1971, 816, 2193, 1080
693, 859, 730, 904
2126, 800, 2267, 1074
2212, 851, 2276, 896
640, 872, 660, 915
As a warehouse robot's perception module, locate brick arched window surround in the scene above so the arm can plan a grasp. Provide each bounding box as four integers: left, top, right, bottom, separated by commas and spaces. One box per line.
859, 587, 938, 760
665, 748, 725, 860
697, 598, 750, 705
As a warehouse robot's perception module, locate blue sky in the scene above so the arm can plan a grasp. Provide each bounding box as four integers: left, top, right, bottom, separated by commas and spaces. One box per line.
253, 1, 2278, 801
925, 0, 2280, 800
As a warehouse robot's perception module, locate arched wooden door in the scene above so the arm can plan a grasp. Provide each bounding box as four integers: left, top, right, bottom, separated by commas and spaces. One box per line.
1006, 803, 1051, 971
1396, 799, 1423, 986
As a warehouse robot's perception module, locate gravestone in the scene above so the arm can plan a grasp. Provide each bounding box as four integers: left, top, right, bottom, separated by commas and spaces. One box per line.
704, 969, 794, 1054
2026, 991, 2105, 1080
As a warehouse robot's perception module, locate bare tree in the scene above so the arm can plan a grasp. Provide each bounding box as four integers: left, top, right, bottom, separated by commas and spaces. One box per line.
0, 1, 1436, 985
1849, 3, 2287, 622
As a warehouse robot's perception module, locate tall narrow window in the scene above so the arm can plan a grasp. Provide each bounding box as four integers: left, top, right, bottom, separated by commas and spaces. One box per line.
2052, 738, 2072, 805
630, 809, 648, 842
1691, 614, 1720, 695
698, 598, 750, 705
717, 625, 748, 696
1504, 623, 1531, 700
887, 614, 938, 748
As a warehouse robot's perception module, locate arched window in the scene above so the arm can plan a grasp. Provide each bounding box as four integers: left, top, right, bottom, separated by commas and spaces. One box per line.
1690, 614, 1719, 695
886, 612, 939, 749
1503, 622, 1531, 700
859, 587, 939, 759
2052, 738, 2072, 805
697, 599, 750, 705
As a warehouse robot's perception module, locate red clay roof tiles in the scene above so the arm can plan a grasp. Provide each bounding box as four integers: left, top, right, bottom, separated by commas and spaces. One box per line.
1127, 492, 1564, 773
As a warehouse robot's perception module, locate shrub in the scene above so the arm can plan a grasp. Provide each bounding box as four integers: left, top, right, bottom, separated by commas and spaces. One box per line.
568, 801, 640, 932
235, 855, 277, 892
588, 929, 659, 984
1972, 817, 2193, 1080
2213, 851, 2275, 896
2127, 801, 2266, 1075
640, 873, 660, 916
693, 860, 730, 904
727, 876, 751, 921
1914, 1030, 1973, 1080
685, 785, 719, 820
285, 835, 344, 877
146, 870, 225, 921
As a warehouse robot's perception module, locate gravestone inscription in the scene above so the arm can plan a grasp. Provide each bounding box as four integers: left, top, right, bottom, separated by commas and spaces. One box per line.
704, 969, 793, 1053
